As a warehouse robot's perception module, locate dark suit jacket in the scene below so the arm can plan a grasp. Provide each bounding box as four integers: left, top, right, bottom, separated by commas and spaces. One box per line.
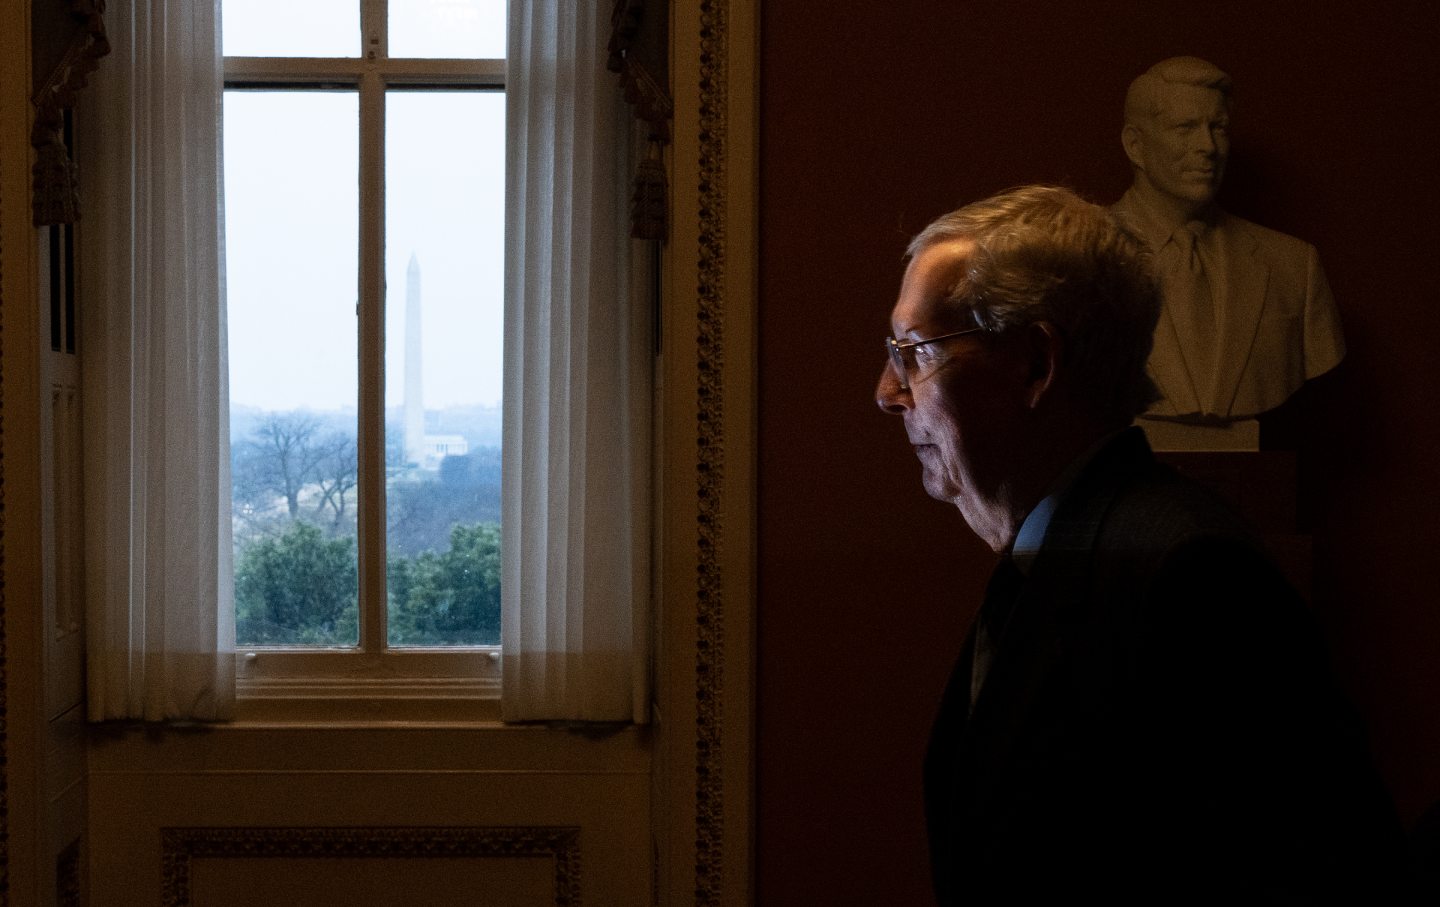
924, 428, 1406, 904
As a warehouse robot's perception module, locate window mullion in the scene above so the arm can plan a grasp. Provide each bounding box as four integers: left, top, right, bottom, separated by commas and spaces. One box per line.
363, 0, 388, 62
357, 65, 387, 654
224, 57, 366, 83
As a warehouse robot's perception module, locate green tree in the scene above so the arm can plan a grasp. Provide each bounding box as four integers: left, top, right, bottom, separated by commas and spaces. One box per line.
235, 522, 358, 645
389, 522, 501, 646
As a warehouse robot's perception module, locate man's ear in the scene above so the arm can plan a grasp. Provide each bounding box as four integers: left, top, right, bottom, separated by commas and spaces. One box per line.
1023, 321, 1064, 410
1121, 123, 1146, 171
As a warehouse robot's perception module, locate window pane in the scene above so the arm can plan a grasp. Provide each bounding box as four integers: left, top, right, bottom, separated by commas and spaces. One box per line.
389, 0, 506, 59
223, 0, 360, 58
384, 90, 505, 647
225, 91, 361, 647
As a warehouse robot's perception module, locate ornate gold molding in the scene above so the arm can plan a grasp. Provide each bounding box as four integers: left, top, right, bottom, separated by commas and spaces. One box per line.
0, 72, 10, 907
160, 826, 582, 907
692, 0, 728, 903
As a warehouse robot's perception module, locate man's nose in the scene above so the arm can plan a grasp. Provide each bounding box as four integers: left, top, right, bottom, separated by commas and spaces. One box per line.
876, 362, 911, 414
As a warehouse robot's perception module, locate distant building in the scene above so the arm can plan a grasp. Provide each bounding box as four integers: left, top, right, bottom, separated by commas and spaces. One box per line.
418, 434, 469, 471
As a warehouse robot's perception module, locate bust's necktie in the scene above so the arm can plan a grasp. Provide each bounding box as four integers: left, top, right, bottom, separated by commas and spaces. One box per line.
1159, 222, 1219, 404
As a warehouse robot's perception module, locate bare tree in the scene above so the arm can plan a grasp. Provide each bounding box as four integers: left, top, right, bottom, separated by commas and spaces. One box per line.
234, 412, 325, 519
312, 432, 358, 530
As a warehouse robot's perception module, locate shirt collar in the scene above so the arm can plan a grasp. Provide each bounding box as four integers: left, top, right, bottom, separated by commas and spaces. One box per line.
1117, 187, 1216, 251
1010, 429, 1126, 576
1011, 493, 1058, 575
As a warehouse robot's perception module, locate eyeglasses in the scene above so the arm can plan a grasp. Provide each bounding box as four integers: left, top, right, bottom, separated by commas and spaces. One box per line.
884, 326, 986, 391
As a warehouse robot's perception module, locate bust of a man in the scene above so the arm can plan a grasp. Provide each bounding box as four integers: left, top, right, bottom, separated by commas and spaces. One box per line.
1112, 57, 1345, 432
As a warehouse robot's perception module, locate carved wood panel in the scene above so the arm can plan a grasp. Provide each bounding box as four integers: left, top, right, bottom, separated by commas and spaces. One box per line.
160, 826, 582, 907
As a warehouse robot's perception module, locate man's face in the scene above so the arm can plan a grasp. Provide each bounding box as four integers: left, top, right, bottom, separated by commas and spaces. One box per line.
875, 240, 1028, 551
1128, 84, 1230, 208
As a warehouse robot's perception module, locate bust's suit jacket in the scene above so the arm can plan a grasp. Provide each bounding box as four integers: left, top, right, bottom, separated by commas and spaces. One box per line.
924, 429, 1404, 904
1112, 190, 1345, 420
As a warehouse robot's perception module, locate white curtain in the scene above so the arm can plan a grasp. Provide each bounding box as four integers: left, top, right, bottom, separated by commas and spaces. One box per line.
502, 0, 652, 722
79, 0, 235, 721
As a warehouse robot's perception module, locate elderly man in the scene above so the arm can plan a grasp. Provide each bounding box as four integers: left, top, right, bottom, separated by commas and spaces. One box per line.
1114, 57, 1345, 427
876, 186, 1403, 902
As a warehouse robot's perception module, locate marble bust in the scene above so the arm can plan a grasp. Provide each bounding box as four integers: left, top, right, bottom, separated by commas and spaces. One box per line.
1112, 57, 1345, 438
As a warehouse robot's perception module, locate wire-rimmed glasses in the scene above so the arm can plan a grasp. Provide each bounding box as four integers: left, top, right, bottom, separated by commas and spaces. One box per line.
884, 326, 986, 391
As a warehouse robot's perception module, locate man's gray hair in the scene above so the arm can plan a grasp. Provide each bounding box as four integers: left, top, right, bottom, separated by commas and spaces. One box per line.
907, 185, 1161, 422
1124, 56, 1232, 126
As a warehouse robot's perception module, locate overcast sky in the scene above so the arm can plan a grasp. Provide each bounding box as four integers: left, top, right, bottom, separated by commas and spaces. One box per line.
222, 0, 506, 413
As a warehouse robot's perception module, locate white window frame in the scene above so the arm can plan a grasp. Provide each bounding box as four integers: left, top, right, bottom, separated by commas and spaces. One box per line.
224, 2, 505, 720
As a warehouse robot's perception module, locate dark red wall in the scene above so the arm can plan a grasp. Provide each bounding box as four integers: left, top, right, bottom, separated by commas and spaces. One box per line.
757, 2, 1440, 902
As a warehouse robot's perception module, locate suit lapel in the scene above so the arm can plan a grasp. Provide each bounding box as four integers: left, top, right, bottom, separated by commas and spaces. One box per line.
1110, 191, 1201, 416
966, 534, 1091, 760
962, 431, 1149, 788
1148, 307, 1201, 416
924, 625, 980, 852
1206, 217, 1269, 415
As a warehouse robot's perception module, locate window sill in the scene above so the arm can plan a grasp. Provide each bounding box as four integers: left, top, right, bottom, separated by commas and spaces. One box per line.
89, 712, 652, 774
233, 645, 503, 726
235, 674, 502, 726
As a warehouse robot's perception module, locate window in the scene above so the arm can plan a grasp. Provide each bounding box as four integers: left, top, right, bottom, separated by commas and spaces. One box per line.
222, 0, 506, 705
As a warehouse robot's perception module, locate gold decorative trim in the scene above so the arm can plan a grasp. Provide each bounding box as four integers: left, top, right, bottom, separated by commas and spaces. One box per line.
0, 82, 10, 906
692, 0, 728, 903
159, 826, 582, 907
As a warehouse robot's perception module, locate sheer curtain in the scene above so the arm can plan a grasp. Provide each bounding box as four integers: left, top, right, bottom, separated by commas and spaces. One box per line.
502, 0, 652, 723
79, 0, 235, 721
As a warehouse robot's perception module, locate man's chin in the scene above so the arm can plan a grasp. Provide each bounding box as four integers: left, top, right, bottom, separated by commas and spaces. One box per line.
1175, 181, 1219, 205
919, 471, 956, 504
